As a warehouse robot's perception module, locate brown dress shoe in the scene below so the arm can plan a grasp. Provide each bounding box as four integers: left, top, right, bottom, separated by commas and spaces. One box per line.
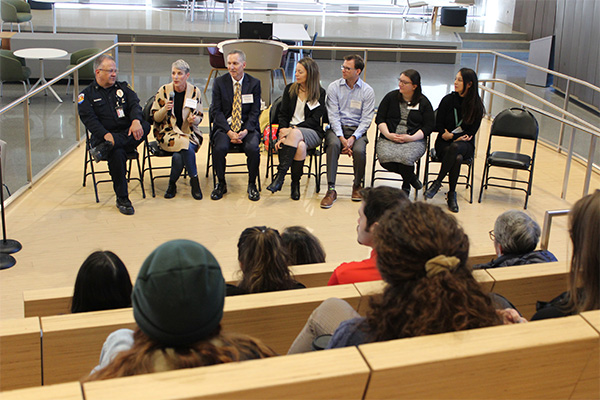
351, 184, 362, 202
320, 189, 337, 209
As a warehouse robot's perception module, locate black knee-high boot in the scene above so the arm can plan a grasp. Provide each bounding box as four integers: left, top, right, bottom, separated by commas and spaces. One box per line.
267, 145, 296, 193
290, 160, 303, 200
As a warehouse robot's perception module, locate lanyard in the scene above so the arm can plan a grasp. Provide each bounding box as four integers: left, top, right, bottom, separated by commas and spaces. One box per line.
453, 108, 462, 129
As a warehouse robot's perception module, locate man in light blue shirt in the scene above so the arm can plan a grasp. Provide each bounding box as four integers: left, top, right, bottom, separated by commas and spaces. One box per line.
321, 54, 375, 209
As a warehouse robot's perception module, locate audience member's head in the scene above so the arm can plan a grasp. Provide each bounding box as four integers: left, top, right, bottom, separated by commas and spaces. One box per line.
237, 226, 297, 293
367, 202, 501, 341
357, 186, 409, 247
492, 210, 541, 256
281, 226, 326, 265
567, 190, 599, 313
71, 251, 132, 313
88, 239, 274, 380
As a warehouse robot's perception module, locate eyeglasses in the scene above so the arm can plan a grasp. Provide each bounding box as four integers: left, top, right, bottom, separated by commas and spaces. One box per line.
489, 230, 495, 241
398, 79, 413, 86
98, 68, 118, 74
340, 65, 354, 71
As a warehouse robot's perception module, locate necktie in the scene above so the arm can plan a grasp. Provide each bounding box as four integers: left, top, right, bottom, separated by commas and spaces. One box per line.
231, 82, 242, 132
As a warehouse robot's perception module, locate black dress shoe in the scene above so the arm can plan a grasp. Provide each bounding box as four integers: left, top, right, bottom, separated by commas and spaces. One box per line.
164, 182, 177, 199
210, 182, 227, 200
116, 196, 135, 215
411, 176, 423, 190
447, 191, 459, 213
424, 180, 442, 199
247, 183, 260, 201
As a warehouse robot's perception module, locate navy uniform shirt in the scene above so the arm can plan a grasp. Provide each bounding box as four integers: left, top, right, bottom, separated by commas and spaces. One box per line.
78, 80, 144, 146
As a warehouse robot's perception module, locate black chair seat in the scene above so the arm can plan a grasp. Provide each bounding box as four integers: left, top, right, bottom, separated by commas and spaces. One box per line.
488, 151, 531, 169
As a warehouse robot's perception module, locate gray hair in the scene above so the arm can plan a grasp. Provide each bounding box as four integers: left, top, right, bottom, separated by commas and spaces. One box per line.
93, 54, 115, 71
171, 59, 190, 74
494, 210, 541, 255
227, 49, 246, 63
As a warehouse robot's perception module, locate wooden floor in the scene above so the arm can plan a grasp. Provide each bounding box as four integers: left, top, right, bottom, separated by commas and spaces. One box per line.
1, 117, 597, 320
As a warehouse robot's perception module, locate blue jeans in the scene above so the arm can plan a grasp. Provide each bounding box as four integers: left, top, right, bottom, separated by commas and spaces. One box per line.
170, 142, 199, 182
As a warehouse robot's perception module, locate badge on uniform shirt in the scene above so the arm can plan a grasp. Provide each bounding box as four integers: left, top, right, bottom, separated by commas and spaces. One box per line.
77, 93, 85, 104
116, 89, 124, 98
116, 106, 125, 118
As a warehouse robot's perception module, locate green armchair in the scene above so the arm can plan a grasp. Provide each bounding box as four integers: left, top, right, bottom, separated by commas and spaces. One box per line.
66, 48, 101, 96
0, 49, 31, 97
1, 0, 33, 33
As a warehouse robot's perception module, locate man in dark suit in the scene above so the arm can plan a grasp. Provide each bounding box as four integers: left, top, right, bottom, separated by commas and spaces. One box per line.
209, 49, 261, 201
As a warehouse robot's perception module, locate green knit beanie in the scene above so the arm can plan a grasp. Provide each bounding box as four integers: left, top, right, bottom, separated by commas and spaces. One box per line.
132, 239, 225, 347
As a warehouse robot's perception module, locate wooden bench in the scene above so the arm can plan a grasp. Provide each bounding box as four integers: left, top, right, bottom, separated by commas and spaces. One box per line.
0, 382, 83, 400
39, 284, 362, 384
0, 317, 42, 390
358, 315, 599, 399
485, 260, 569, 319
573, 310, 600, 399
82, 347, 370, 399
23, 253, 496, 318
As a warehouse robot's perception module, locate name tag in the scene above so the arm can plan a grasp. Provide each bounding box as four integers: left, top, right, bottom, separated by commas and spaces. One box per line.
307, 100, 320, 110
407, 103, 420, 111
452, 126, 464, 134
116, 107, 125, 118
185, 98, 198, 109
242, 94, 254, 104
350, 100, 361, 109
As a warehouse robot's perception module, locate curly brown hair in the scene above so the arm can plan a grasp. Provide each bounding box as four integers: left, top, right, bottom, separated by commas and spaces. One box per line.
85, 327, 276, 381
366, 202, 502, 341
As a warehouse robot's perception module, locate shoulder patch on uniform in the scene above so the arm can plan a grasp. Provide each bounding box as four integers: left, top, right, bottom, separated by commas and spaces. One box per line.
77, 93, 85, 104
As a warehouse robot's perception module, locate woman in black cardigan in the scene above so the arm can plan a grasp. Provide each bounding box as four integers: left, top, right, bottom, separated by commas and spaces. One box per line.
267, 57, 326, 200
424, 68, 484, 212
375, 69, 435, 195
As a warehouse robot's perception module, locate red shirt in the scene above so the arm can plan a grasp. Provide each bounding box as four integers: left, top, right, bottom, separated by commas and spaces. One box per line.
327, 250, 381, 285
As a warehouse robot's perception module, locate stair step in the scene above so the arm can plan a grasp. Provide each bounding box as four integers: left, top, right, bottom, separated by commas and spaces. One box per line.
461, 39, 530, 51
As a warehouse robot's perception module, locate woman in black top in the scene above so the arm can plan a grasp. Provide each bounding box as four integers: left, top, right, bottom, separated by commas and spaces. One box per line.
267, 57, 326, 200
227, 226, 306, 296
375, 69, 435, 196
424, 68, 484, 212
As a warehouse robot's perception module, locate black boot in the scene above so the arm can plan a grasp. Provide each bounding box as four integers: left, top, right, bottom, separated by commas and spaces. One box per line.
267, 145, 296, 193
290, 159, 303, 200
190, 176, 202, 200
424, 180, 442, 199
164, 181, 177, 199
447, 191, 459, 213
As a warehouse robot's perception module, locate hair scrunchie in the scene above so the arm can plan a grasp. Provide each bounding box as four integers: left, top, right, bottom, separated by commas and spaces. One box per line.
425, 255, 460, 277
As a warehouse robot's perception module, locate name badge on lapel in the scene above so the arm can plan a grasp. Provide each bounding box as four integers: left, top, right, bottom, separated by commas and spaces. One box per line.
407, 103, 420, 111
242, 94, 254, 104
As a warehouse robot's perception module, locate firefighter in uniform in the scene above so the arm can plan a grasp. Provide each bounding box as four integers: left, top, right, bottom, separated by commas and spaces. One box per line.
78, 54, 150, 215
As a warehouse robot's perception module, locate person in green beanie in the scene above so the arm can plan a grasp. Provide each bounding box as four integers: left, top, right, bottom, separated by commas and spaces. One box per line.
86, 239, 276, 381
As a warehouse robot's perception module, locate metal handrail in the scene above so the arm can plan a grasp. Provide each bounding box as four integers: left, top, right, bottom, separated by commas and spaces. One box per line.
540, 209, 569, 251
1, 41, 598, 205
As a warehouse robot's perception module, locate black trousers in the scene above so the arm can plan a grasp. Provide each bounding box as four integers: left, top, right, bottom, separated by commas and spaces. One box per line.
212, 129, 260, 184
106, 122, 150, 198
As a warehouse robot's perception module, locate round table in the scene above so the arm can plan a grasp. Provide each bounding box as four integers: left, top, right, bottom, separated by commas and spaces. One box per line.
13, 48, 68, 103
30, 0, 79, 34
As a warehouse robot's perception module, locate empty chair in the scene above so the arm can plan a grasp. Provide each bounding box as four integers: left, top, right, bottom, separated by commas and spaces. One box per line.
0, 49, 30, 97
478, 107, 539, 209
66, 48, 101, 96
203, 47, 227, 95
1, 0, 33, 32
